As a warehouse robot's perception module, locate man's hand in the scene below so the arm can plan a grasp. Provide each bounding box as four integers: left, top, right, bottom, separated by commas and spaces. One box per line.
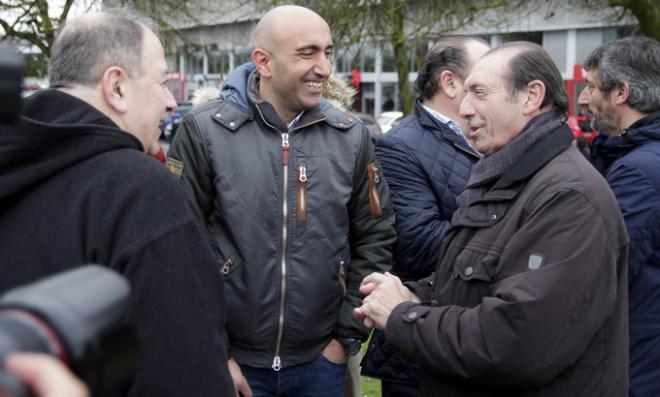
354, 272, 419, 329
228, 358, 253, 397
321, 338, 348, 364
5, 353, 90, 397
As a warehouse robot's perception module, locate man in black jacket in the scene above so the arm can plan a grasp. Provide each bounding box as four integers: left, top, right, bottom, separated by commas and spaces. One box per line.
0, 10, 234, 396
168, 5, 396, 397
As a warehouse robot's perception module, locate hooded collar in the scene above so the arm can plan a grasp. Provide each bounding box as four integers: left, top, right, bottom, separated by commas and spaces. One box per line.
0, 89, 142, 205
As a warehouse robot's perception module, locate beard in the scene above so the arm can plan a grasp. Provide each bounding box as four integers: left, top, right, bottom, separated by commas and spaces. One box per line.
591, 104, 620, 136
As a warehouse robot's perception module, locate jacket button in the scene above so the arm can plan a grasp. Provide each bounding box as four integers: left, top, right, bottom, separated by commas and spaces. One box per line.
229, 121, 236, 127
491, 214, 497, 220
216, 113, 222, 117
407, 312, 418, 320
464, 266, 474, 276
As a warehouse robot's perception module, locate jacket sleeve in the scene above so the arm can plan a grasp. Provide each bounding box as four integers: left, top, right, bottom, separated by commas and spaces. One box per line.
376, 134, 450, 280
336, 126, 397, 341
606, 162, 660, 282
167, 114, 215, 219
385, 188, 627, 388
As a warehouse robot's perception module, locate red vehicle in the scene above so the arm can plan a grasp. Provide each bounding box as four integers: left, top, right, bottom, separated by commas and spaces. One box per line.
565, 64, 597, 142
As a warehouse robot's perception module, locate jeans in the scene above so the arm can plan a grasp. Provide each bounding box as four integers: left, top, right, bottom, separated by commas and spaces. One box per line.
240, 354, 347, 397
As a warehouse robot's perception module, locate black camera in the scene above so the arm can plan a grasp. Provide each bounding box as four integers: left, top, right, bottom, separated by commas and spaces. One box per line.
0, 45, 25, 124
0, 265, 139, 397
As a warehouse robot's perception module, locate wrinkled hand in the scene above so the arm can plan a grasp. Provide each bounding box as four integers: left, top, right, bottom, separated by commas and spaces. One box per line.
228, 358, 253, 397
354, 272, 419, 330
321, 338, 347, 364
5, 353, 90, 397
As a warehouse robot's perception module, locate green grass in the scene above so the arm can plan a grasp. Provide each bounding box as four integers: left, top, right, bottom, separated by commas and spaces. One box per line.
360, 375, 381, 397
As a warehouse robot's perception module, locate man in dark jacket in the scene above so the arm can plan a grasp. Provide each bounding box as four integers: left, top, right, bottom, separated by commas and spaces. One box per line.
363, 36, 488, 397
0, 11, 234, 396
167, 5, 396, 397
582, 36, 660, 397
356, 42, 629, 396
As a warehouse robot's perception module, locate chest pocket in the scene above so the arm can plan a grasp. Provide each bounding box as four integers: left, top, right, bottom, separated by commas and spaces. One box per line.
446, 248, 499, 308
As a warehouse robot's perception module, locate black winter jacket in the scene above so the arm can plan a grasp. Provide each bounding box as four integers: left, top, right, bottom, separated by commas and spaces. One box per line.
168, 65, 396, 369
0, 90, 235, 396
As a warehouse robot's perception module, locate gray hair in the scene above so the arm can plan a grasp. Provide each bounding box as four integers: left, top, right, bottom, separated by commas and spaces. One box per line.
48, 9, 156, 88
415, 36, 488, 100
584, 36, 660, 113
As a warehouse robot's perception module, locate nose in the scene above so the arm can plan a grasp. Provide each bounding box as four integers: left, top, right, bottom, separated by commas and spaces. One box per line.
459, 94, 475, 119
578, 86, 589, 105
164, 87, 177, 113
314, 54, 331, 78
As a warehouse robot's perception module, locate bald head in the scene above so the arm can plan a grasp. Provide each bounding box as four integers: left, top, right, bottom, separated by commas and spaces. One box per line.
49, 9, 154, 88
251, 6, 329, 51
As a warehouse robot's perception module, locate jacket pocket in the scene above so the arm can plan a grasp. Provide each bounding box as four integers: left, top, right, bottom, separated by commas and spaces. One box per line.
367, 163, 383, 218
297, 162, 308, 221
218, 257, 242, 278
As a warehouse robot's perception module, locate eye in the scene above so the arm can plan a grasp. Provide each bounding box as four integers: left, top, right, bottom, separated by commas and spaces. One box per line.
325, 49, 334, 61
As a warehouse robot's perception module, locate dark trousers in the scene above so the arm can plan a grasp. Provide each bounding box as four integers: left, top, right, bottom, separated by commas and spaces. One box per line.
240, 355, 347, 397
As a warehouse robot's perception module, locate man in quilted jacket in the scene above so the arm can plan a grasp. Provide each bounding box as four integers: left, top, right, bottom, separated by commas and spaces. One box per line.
364, 36, 488, 397
583, 36, 660, 397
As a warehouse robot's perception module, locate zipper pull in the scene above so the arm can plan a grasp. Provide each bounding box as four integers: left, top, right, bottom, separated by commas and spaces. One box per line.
272, 356, 281, 371
220, 259, 232, 275
299, 164, 307, 182
282, 133, 290, 165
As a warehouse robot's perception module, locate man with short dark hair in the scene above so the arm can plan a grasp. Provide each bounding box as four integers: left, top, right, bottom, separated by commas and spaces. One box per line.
356, 42, 629, 396
582, 36, 660, 397
168, 5, 395, 397
0, 11, 234, 396
362, 36, 488, 397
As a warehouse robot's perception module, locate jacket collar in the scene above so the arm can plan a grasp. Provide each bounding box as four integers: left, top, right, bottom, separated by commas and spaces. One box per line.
590, 110, 660, 173
414, 99, 480, 159
214, 69, 357, 133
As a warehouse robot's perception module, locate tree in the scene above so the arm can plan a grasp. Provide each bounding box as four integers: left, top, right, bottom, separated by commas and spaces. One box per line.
571, 0, 659, 40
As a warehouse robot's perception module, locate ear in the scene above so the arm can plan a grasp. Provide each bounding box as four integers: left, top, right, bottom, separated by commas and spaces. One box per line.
101, 66, 129, 114
439, 70, 458, 99
521, 79, 546, 115
612, 82, 630, 105
252, 48, 272, 78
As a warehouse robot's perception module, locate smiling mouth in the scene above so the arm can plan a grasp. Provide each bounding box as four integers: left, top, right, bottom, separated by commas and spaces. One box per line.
304, 81, 324, 89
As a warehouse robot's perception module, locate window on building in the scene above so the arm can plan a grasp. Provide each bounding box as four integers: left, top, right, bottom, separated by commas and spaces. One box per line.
208, 50, 230, 75
382, 44, 396, 72
186, 51, 205, 75
234, 48, 252, 68
501, 31, 542, 44
362, 46, 376, 73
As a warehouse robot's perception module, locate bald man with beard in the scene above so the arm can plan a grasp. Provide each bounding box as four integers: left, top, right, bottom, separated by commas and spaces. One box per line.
168, 6, 396, 397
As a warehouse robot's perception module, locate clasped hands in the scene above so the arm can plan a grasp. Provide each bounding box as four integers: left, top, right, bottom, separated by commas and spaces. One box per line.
354, 272, 419, 330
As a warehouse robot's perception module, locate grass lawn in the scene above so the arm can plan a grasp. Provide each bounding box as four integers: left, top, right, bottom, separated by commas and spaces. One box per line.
360, 375, 381, 397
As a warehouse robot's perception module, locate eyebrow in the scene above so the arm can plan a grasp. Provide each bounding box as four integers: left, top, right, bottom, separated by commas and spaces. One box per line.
295, 44, 334, 53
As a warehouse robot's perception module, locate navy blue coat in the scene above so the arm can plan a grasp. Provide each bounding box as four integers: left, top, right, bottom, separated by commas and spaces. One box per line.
591, 111, 660, 397
362, 101, 479, 385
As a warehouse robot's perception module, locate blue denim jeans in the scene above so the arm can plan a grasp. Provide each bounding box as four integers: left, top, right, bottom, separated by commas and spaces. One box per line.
240, 354, 347, 397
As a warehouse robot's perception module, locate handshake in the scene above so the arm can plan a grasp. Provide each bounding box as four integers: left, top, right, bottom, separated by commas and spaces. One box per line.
353, 272, 420, 330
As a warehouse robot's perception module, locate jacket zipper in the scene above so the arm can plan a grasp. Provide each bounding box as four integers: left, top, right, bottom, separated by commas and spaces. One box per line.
297, 164, 307, 221
338, 260, 347, 298
272, 132, 289, 372
220, 259, 233, 275
367, 163, 383, 218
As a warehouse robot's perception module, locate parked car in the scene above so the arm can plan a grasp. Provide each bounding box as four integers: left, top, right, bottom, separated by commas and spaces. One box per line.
353, 112, 383, 140
377, 111, 404, 133
161, 100, 193, 142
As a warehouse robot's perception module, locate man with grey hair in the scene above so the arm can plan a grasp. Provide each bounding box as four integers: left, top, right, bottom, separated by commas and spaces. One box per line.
583, 36, 660, 397
356, 42, 629, 396
0, 10, 234, 396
